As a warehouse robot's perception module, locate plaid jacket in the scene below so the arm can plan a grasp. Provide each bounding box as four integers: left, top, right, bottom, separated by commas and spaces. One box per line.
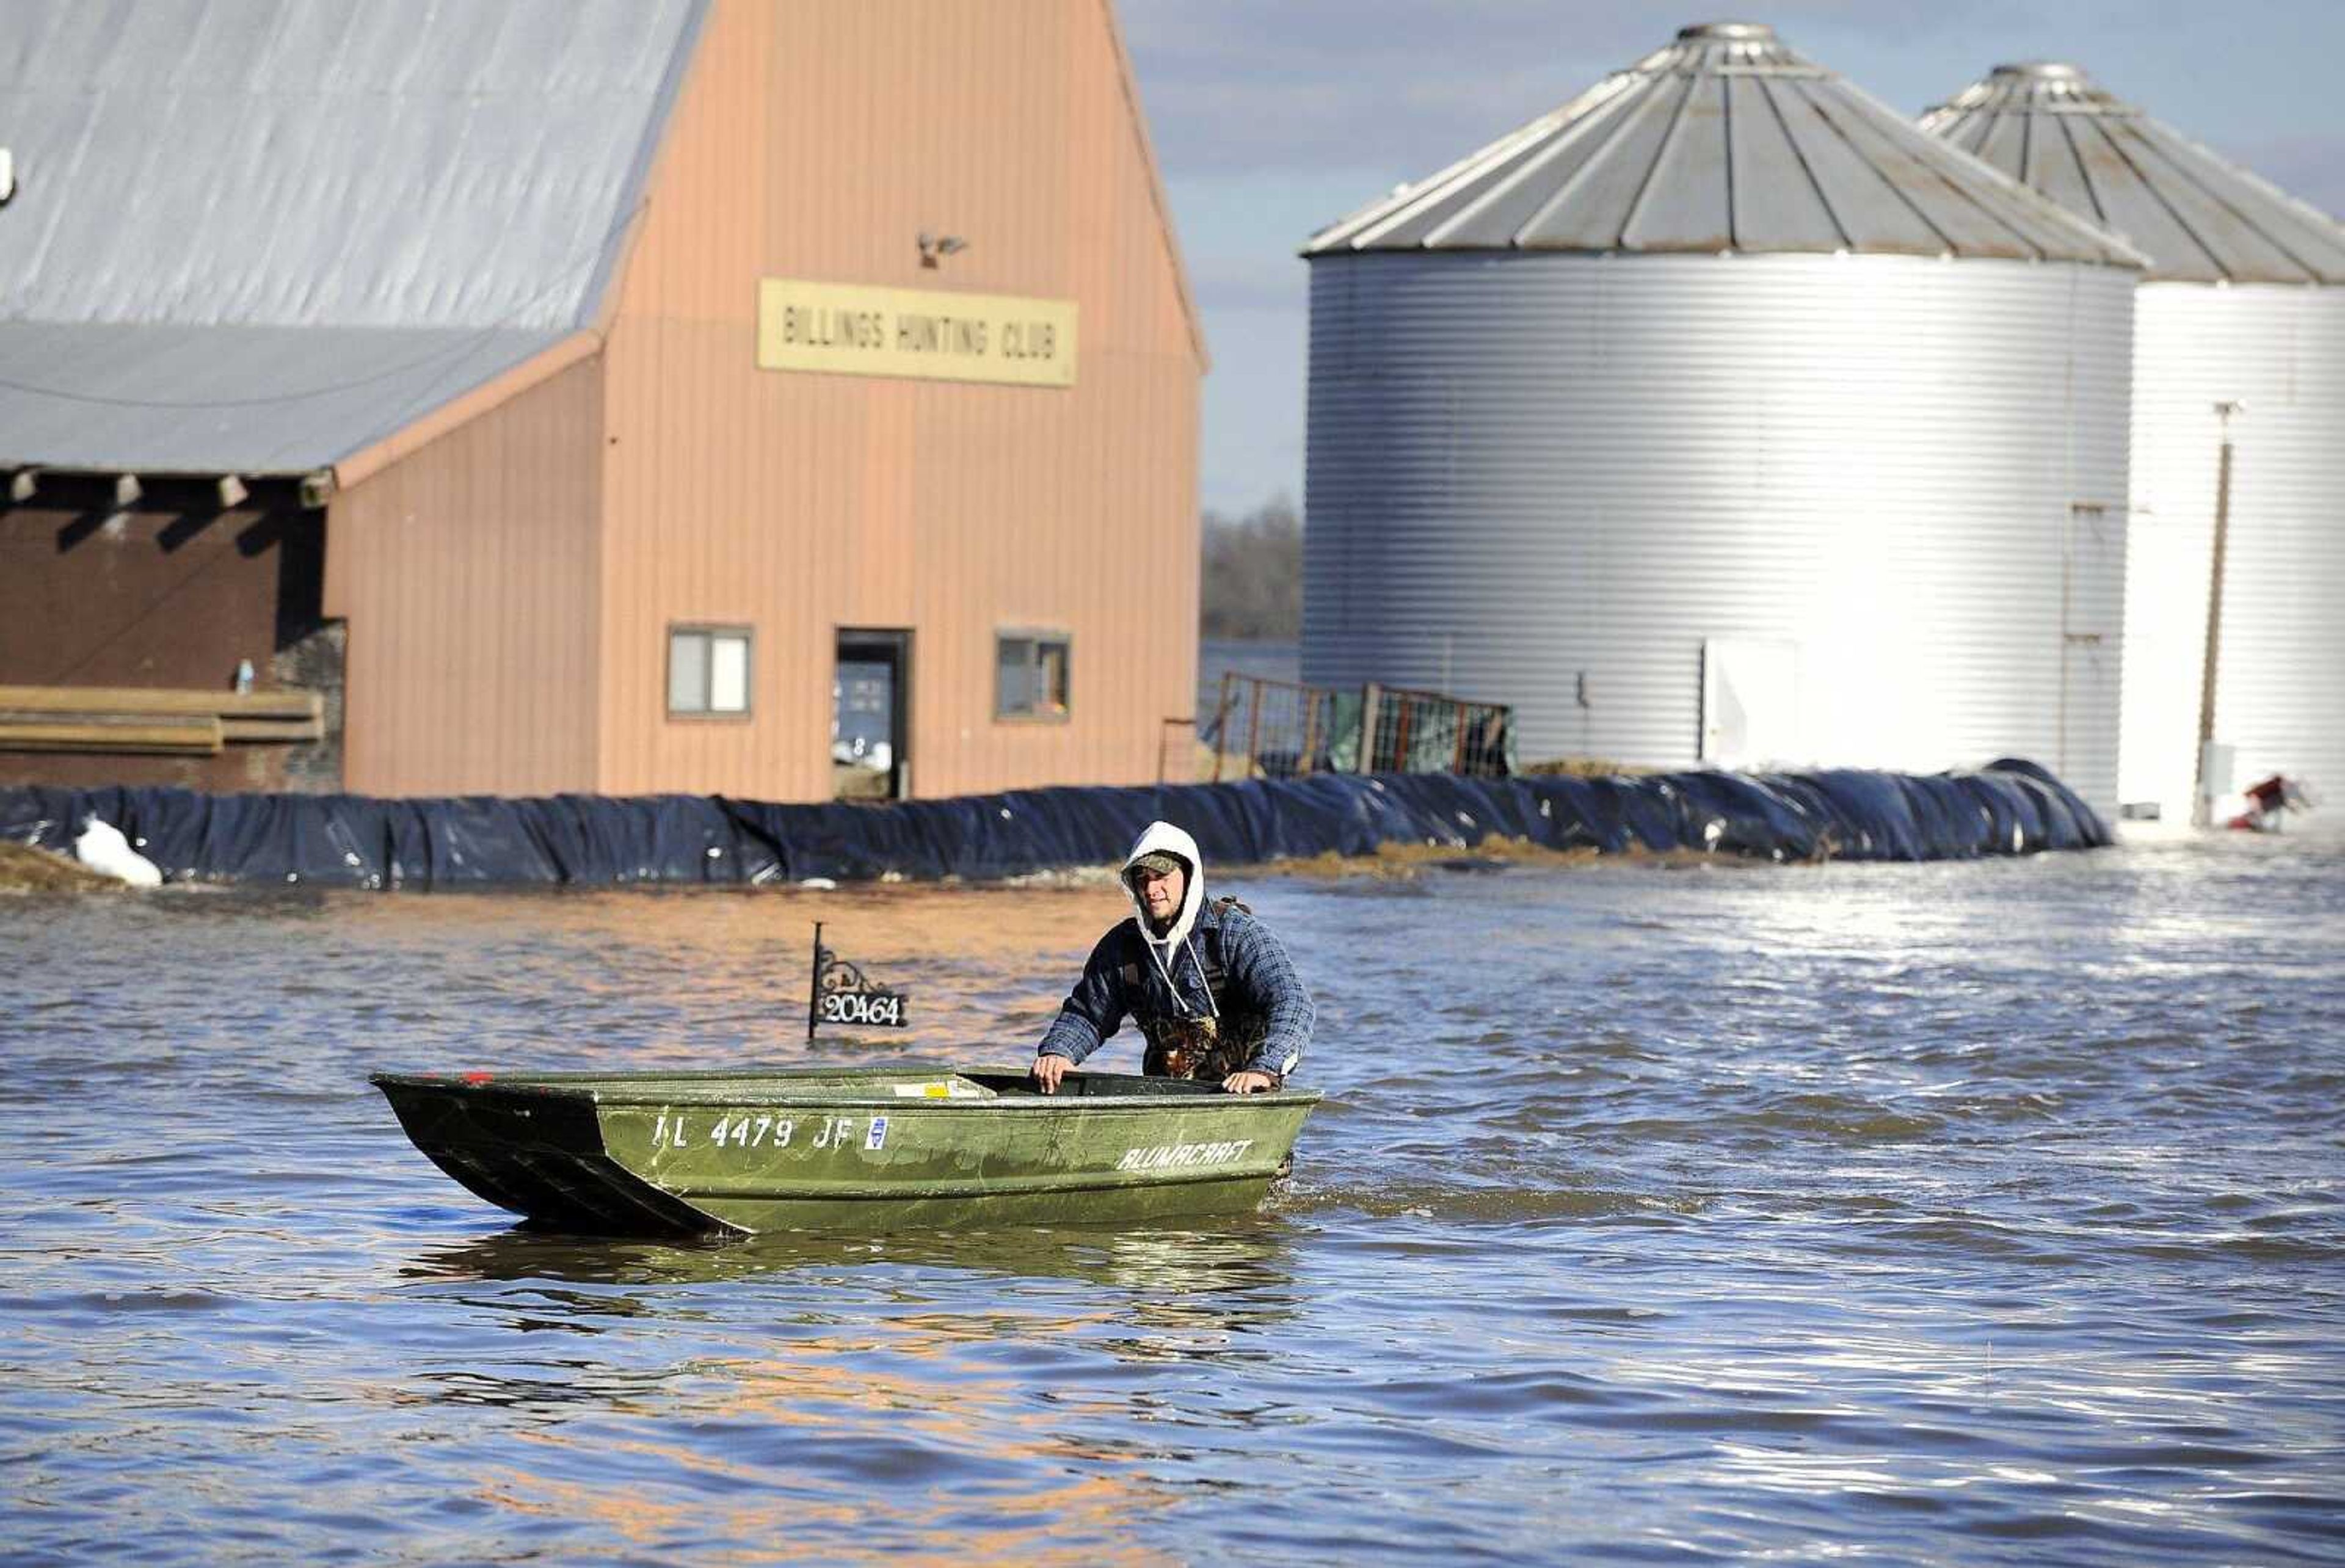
1038, 898, 1314, 1078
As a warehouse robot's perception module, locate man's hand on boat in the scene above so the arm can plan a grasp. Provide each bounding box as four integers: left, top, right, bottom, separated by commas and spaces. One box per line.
1030, 1054, 1282, 1095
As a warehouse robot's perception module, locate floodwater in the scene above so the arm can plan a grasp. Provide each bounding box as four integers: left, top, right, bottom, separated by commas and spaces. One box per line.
3, 830, 2341, 1564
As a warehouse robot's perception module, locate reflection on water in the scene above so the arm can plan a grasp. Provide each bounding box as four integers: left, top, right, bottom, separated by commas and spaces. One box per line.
2, 830, 2341, 1561
380, 1224, 1300, 1560
407, 1221, 1296, 1299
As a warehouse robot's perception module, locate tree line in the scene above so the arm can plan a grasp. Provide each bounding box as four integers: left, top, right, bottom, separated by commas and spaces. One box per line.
1199, 495, 1301, 641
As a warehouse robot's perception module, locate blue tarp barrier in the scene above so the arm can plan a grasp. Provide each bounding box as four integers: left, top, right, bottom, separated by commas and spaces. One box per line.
0, 762, 2109, 890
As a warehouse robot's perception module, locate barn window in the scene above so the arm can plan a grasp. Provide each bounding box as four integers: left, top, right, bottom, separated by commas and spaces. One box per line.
995, 632, 1071, 720
668, 625, 752, 716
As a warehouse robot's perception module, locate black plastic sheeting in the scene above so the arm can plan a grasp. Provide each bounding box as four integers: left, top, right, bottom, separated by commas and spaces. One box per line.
0, 761, 2107, 891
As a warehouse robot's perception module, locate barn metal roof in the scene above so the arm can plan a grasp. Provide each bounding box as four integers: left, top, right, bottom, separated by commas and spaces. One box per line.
0, 322, 562, 476
0, 0, 705, 474
1921, 62, 2345, 285
1303, 21, 2141, 267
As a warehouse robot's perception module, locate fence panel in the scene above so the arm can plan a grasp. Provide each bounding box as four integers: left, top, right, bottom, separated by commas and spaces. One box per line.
1205, 676, 1511, 780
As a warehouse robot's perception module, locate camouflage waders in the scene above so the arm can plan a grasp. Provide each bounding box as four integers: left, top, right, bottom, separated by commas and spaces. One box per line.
1140, 1011, 1269, 1083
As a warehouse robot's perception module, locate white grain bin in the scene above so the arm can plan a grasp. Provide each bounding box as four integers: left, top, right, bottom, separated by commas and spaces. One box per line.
1924, 63, 2345, 823
1302, 23, 2143, 810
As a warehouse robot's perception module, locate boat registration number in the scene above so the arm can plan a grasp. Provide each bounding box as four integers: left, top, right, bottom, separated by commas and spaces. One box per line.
652, 1112, 888, 1152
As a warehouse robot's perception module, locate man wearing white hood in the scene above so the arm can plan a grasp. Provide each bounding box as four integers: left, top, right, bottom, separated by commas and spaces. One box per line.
1033, 821, 1314, 1095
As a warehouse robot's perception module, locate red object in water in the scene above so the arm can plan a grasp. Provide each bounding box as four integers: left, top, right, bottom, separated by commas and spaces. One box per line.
460, 1071, 494, 1084
2227, 774, 2310, 832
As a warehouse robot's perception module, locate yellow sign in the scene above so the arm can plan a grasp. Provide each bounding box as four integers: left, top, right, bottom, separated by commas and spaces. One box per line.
756, 279, 1077, 388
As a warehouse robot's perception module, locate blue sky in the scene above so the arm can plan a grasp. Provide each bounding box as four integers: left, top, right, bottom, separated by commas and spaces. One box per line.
1119, 1, 2345, 514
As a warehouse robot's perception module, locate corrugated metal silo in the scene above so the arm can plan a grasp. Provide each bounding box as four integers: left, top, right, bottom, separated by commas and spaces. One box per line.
1303, 23, 2143, 809
1924, 63, 2345, 821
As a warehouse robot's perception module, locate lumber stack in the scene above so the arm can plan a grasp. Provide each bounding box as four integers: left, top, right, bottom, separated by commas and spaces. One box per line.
0, 686, 324, 754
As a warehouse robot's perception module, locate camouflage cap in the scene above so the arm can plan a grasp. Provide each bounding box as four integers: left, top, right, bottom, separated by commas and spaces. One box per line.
1127, 850, 1185, 880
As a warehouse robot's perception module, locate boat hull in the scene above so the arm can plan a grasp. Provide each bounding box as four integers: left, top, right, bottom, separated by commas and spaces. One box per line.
371, 1066, 1320, 1236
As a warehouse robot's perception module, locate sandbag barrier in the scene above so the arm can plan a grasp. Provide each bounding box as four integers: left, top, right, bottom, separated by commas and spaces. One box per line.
0, 760, 2107, 890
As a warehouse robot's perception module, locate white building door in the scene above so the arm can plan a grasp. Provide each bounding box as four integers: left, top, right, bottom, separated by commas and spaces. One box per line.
1701, 639, 1801, 770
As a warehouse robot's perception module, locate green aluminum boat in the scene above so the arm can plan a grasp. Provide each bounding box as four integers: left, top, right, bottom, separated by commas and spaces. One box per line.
370, 1065, 1320, 1236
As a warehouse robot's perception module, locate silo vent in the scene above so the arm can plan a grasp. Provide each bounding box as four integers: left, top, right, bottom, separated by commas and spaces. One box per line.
1992, 60, 2084, 81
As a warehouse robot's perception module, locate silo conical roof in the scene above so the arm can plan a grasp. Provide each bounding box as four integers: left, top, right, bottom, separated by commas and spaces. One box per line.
1304, 21, 2140, 264
1922, 62, 2345, 285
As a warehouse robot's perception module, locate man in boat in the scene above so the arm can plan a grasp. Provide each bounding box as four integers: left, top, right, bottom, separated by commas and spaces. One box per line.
1033, 821, 1314, 1095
